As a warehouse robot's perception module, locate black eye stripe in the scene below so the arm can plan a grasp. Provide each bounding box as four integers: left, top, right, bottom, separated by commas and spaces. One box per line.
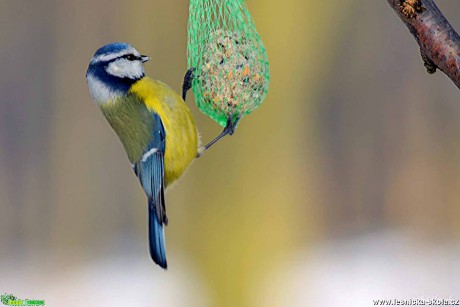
121, 54, 140, 61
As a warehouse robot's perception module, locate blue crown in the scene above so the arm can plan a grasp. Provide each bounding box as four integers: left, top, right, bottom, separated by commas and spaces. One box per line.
93, 42, 132, 57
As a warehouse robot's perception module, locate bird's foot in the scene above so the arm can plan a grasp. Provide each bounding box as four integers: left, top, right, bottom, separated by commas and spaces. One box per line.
225, 112, 241, 136
182, 67, 196, 101
197, 112, 242, 157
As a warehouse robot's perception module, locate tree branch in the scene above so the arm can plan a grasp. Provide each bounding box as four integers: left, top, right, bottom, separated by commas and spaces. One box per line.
387, 0, 460, 89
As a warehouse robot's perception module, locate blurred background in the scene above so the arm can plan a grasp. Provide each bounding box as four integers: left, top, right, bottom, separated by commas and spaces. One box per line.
1, 0, 460, 306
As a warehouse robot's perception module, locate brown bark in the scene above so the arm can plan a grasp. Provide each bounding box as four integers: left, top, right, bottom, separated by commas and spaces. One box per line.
387, 0, 460, 89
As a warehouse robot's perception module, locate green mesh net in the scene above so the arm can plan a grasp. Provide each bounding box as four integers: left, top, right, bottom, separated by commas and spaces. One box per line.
187, 0, 270, 127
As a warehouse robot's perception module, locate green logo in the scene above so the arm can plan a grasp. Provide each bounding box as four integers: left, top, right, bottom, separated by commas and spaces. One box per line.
0, 293, 44, 306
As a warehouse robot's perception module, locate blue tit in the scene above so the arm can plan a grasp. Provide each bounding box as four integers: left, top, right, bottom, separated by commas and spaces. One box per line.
86, 42, 199, 269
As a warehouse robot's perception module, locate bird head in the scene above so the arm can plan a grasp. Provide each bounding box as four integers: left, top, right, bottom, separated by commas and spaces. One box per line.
86, 42, 150, 104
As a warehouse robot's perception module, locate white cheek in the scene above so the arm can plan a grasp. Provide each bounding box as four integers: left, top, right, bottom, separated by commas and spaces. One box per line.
106, 59, 144, 79
87, 74, 121, 104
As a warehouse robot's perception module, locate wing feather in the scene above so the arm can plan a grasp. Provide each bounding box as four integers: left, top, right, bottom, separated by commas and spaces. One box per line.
133, 112, 168, 268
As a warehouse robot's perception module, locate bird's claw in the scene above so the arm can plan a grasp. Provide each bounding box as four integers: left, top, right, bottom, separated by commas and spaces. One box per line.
225, 112, 241, 136
198, 112, 242, 156
182, 67, 196, 101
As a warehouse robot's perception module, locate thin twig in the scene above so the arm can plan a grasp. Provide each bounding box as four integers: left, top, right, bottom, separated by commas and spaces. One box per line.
387, 0, 460, 89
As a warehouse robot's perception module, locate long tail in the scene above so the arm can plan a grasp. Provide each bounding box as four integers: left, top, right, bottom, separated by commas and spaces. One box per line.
149, 203, 167, 269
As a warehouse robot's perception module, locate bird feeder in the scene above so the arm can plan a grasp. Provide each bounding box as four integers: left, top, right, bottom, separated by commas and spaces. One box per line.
187, 0, 270, 127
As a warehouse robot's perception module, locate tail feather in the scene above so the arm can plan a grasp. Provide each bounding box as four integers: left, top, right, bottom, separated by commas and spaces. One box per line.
149, 204, 167, 269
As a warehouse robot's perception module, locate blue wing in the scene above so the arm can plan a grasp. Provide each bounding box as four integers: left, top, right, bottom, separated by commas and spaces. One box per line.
133, 112, 168, 269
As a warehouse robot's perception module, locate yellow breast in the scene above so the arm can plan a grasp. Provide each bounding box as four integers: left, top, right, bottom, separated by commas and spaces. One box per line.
130, 77, 199, 186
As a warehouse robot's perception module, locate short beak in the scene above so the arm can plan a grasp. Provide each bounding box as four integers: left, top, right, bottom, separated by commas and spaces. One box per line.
141, 55, 150, 63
